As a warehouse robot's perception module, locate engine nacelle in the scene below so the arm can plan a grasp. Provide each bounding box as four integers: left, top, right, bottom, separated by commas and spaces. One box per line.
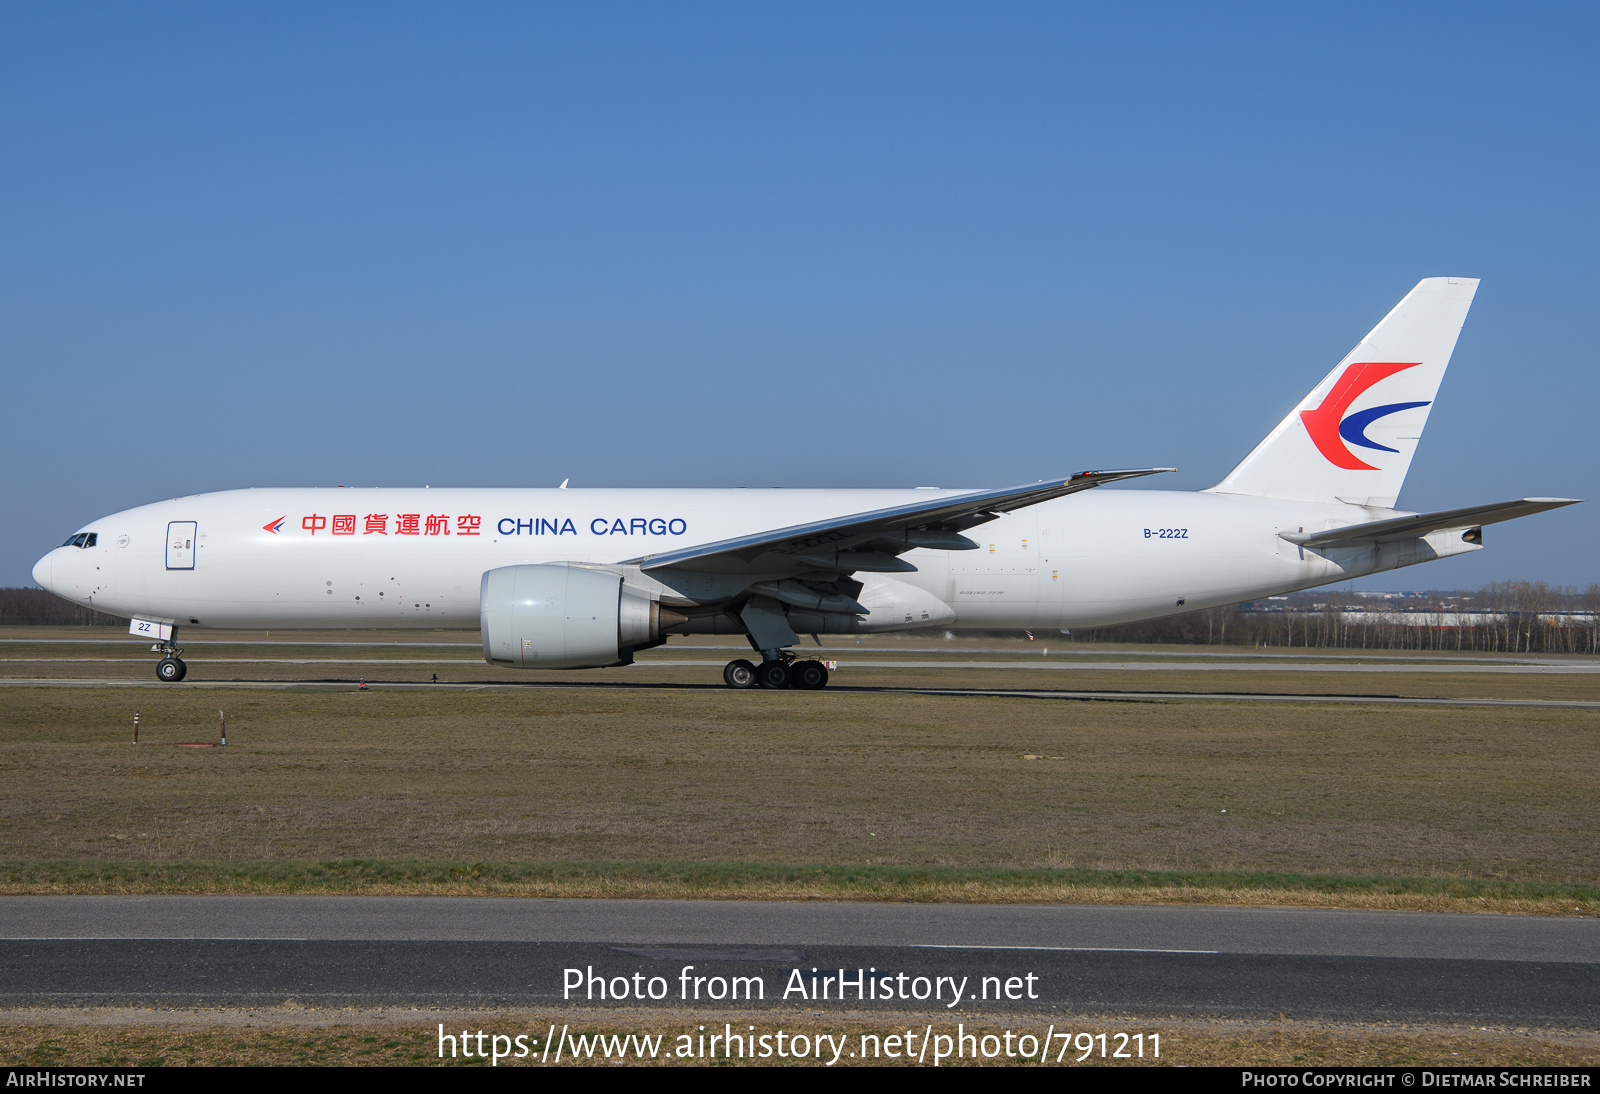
480, 564, 665, 668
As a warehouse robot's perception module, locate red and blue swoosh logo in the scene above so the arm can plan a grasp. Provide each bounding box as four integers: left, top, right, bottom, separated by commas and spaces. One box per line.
263, 516, 286, 534
1300, 362, 1430, 471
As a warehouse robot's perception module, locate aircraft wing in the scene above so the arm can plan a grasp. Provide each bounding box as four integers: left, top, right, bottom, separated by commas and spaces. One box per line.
1281, 497, 1581, 548
621, 468, 1176, 575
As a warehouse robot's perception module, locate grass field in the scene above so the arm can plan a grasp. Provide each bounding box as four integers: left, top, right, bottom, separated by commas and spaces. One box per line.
1, 628, 1597, 908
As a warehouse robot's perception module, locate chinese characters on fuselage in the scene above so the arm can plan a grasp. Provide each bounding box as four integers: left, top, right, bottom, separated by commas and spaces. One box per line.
292, 515, 685, 537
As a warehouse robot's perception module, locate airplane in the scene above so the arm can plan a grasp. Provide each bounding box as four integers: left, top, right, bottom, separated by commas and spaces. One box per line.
32, 277, 1579, 689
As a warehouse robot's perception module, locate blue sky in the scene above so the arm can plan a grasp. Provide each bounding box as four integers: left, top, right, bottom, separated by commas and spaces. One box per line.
3, 3, 1595, 589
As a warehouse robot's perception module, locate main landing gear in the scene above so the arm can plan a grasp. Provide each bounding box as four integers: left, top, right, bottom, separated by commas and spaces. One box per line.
722, 654, 829, 690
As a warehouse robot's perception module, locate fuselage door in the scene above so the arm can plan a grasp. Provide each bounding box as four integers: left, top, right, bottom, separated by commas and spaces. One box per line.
946, 510, 1040, 625
166, 522, 197, 570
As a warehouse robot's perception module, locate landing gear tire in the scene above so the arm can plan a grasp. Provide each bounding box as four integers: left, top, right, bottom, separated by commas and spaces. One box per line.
156, 657, 187, 683
790, 660, 829, 690
756, 660, 792, 690
723, 659, 758, 689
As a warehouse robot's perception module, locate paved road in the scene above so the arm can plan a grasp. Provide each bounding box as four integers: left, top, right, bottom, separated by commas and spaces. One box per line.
0, 898, 1593, 1022
647, 658, 1600, 675
897, 688, 1600, 709
2, 897, 1594, 960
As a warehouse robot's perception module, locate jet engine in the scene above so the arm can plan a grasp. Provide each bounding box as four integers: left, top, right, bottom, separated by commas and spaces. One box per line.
480, 564, 680, 668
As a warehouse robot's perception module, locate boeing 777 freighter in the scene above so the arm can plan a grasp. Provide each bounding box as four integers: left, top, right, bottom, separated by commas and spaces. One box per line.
33, 278, 1578, 688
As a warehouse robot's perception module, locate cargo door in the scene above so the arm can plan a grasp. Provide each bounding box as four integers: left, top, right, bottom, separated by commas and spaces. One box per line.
165, 522, 197, 570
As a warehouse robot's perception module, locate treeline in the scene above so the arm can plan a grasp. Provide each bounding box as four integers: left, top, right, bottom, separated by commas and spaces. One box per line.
1074, 581, 1600, 654
0, 587, 129, 627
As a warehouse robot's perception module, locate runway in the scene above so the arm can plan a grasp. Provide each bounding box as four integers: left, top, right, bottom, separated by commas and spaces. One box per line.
1, 898, 1594, 1023
652, 658, 1600, 675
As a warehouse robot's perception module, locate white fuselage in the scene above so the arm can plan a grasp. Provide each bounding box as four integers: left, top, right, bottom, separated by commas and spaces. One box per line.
34, 486, 1478, 632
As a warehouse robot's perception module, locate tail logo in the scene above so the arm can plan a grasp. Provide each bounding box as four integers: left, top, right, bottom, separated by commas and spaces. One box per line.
1300, 362, 1429, 471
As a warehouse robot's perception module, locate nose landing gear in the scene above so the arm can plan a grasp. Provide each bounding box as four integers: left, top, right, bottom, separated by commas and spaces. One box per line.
151, 630, 187, 682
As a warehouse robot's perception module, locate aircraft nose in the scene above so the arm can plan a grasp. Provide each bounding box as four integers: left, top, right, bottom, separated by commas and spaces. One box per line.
32, 551, 53, 593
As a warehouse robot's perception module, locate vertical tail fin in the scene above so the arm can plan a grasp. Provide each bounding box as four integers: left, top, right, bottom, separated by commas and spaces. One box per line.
1208, 277, 1479, 509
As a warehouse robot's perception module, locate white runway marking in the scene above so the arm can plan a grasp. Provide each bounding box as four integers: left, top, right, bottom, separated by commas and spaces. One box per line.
917, 944, 1220, 954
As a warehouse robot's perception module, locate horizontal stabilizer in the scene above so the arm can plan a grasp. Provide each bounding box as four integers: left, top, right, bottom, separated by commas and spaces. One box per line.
1279, 498, 1580, 548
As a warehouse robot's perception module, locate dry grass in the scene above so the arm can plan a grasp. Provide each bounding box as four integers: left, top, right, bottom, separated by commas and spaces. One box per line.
2, 627, 1597, 905
0, 669, 1596, 895
0, 1006, 1594, 1067
0, 862, 1596, 913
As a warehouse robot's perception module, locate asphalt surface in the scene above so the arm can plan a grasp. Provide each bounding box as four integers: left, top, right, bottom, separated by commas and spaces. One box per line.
659, 659, 1600, 674
1, 898, 1594, 1022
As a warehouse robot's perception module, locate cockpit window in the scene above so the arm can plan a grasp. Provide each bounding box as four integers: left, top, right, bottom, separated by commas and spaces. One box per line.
83, 533, 97, 547
66, 533, 88, 548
